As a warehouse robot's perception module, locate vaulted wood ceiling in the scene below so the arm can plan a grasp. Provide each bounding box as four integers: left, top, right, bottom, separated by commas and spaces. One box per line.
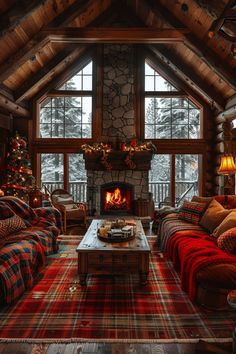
0, 0, 235, 118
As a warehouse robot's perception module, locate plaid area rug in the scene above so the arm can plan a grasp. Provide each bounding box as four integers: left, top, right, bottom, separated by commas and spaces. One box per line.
0, 235, 236, 343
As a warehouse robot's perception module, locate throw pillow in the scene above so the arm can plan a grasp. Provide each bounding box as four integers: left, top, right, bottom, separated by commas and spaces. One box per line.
0, 214, 26, 238
0, 201, 15, 219
213, 211, 236, 238
53, 195, 74, 205
217, 227, 236, 254
191, 196, 213, 205
178, 200, 207, 225
199, 199, 233, 233
225, 195, 236, 209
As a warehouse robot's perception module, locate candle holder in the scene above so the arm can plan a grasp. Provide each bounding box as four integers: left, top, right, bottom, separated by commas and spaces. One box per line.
28, 187, 43, 208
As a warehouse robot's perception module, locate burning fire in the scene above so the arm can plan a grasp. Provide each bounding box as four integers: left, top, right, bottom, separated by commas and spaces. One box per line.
105, 188, 127, 210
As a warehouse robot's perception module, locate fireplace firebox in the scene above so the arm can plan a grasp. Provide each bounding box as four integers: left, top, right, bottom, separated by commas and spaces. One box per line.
100, 182, 134, 215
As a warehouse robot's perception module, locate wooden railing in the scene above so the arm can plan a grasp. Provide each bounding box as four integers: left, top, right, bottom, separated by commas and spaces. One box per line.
41, 181, 87, 202
149, 180, 198, 208
42, 180, 197, 207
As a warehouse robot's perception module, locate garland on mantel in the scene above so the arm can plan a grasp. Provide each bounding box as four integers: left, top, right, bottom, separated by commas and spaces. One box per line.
81, 139, 156, 154
81, 140, 156, 171
120, 139, 157, 153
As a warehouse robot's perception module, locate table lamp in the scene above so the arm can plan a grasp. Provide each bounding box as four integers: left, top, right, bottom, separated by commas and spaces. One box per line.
218, 153, 236, 194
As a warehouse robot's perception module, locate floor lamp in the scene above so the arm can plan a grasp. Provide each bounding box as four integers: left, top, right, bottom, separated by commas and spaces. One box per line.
218, 153, 236, 194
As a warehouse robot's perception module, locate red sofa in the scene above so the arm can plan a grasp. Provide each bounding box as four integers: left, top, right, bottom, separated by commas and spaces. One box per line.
0, 196, 62, 305
157, 195, 236, 309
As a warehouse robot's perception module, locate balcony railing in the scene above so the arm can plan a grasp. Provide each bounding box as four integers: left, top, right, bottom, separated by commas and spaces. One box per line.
149, 180, 198, 208
42, 180, 197, 207
41, 181, 87, 202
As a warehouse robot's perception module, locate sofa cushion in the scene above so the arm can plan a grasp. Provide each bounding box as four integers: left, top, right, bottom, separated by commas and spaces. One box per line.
191, 196, 213, 206
199, 199, 232, 233
213, 212, 236, 238
196, 263, 236, 288
178, 200, 207, 225
0, 214, 26, 238
0, 201, 15, 219
192, 195, 236, 209
217, 227, 236, 253
53, 195, 74, 205
222, 195, 236, 209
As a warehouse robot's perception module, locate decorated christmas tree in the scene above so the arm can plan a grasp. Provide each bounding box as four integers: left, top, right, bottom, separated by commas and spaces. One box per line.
2, 131, 35, 201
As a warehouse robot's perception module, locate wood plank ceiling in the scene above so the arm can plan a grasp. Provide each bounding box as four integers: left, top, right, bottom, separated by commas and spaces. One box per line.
0, 0, 235, 118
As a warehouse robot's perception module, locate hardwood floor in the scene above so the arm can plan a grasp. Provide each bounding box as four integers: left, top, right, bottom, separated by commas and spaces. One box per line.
0, 341, 232, 354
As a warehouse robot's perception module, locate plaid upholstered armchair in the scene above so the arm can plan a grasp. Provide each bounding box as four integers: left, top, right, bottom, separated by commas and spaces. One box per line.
51, 189, 87, 233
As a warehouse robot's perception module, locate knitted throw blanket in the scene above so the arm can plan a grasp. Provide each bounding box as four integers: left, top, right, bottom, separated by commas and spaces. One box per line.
158, 214, 203, 252
166, 230, 236, 301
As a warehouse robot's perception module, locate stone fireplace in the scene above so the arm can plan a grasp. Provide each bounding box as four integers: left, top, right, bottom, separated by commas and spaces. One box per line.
87, 170, 150, 215
85, 44, 153, 216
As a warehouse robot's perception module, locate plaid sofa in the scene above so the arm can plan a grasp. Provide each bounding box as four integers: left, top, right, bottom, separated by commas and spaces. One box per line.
0, 196, 62, 305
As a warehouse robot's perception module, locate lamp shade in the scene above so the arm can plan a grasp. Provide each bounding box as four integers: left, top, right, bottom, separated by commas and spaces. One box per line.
218, 154, 236, 175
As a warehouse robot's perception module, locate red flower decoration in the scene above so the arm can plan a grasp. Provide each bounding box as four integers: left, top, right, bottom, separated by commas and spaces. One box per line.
130, 139, 137, 147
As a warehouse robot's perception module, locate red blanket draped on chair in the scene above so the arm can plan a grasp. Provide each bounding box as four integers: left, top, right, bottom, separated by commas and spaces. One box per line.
166, 230, 236, 301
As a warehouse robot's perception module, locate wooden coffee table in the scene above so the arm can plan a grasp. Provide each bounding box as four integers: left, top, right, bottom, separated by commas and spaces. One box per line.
76, 219, 150, 286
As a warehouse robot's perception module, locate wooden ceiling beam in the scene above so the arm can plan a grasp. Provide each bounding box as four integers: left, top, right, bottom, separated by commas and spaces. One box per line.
0, 26, 188, 83
0, 35, 49, 83
142, 0, 236, 90
0, 0, 45, 36
49, 0, 108, 27
0, 84, 15, 101
45, 27, 189, 43
14, 46, 87, 103
0, 93, 29, 118
0, 0, 109, 83
150, 45, 226, 110
194, 0, 231, 19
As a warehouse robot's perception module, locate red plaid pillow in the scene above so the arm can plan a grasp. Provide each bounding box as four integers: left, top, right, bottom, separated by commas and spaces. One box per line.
0, 214, 26, 238
217, 227, 236, 254
0, 201, 15, 220
178, 200, 207, 225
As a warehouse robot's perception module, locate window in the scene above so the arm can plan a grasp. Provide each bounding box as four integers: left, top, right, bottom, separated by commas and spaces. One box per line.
149, 154, 199, 207
40, 153, 87, 202
144, 62, 200, 139
59, 61, 93, 91
39, 61, 93, 138
68, 154, 87, 201
41, 153, 64, 189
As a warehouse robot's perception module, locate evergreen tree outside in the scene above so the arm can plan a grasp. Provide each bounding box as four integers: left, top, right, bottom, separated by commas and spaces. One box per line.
145, 62, 200, 205
39, 61, 92, 139
40, 153, 64, 191
39, 62, 91, 200
40, 153, 86, 201
39, 91, 92, 139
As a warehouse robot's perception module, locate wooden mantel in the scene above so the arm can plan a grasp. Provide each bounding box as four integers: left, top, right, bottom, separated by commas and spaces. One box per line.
83, 151, 153, 171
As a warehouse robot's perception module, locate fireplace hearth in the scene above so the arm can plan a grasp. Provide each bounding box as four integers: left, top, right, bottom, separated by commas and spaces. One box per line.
100, 182, 134, 215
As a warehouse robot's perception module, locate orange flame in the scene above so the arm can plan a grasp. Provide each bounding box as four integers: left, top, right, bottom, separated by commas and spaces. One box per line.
105, 188, 127, 209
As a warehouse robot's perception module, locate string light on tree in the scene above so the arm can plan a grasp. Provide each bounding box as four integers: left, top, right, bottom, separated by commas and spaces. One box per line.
1, 131, 35, 201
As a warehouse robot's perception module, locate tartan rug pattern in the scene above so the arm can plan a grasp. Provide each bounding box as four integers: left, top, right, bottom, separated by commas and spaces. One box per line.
0, 235, 236, 343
